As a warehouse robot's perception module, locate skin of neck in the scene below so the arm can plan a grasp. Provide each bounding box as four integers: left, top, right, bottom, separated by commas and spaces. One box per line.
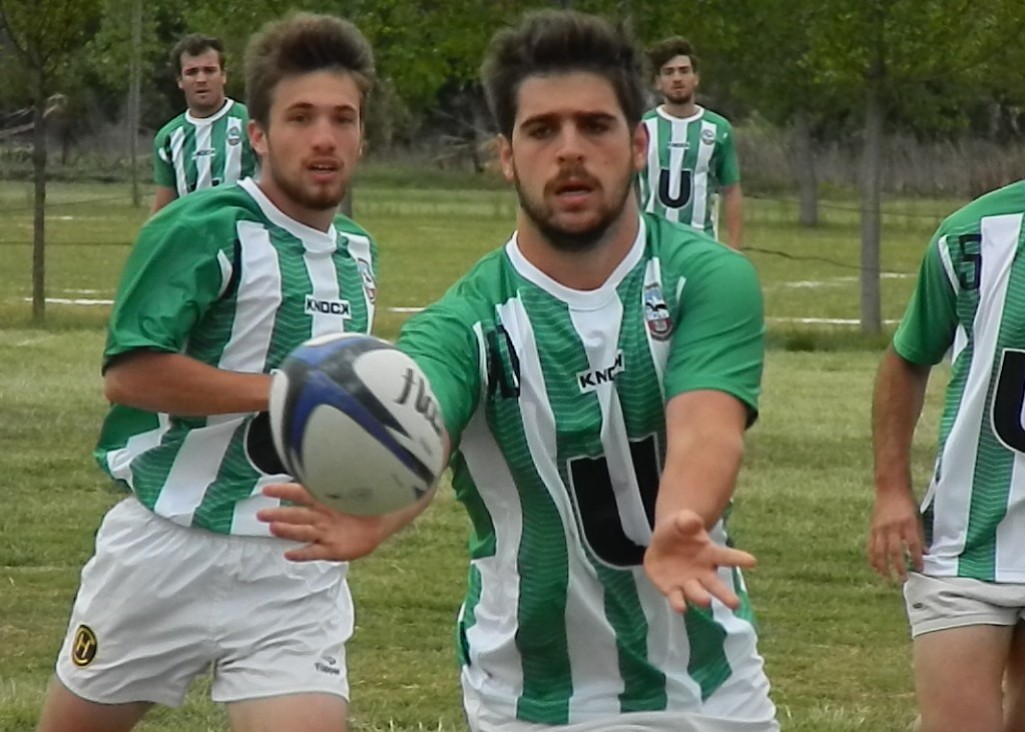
515, 194, 641, 291
661, 98, 698, 119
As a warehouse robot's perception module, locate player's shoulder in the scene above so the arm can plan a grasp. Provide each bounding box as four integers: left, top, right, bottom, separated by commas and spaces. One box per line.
144, 184, 260, 244
644, 213, 754, 278
641, 106, 660, 122
938, 180, 1025, 238
225, 98, 250, 120
333, 213, 376, 250
153, 111, 187, 141
699, 106, 733, 127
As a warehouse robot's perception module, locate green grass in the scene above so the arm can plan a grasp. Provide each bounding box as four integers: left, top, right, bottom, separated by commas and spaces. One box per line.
0, 172, 959, 731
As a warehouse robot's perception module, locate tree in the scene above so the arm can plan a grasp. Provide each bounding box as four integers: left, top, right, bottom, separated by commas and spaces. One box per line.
804, 0, 1025, 333
0, 0, 102, 322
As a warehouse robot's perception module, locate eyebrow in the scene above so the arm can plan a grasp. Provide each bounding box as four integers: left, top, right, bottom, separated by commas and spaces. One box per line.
520, 110, 618, 127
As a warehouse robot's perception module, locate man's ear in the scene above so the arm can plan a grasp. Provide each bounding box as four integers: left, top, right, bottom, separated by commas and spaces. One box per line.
498, 135, 514, 183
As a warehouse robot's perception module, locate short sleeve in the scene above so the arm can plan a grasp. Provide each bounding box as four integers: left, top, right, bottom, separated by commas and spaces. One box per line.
663, 249, 764, 422
153, 130, 175, 188
716, 123, 741, 187
104, 211, 232, 369
396, 299, 482, 445
893, 234, 958, 365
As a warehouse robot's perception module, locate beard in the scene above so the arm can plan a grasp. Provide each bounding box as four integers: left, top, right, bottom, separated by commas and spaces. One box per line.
513, 164, 634, 253
265, 150, 347, 212
664, 89, 694, 106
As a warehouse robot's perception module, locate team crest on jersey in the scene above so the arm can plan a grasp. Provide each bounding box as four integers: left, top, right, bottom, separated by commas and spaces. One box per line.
227, 128, 242, 146
644, 284, 673, 341
357, 258, 376, 303
701, 128, 716, 145
71, 624, 98, 667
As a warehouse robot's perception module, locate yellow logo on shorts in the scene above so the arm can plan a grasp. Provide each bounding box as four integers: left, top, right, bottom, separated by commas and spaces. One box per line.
71, 624, 98, 667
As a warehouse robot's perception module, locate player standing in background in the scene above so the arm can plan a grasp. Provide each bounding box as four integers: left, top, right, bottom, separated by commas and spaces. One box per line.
36, 13, 426, 732
150, 33, 257, 214
261, 10, 777, 731
639, 37, 743, 250
869, 180, 1025, 732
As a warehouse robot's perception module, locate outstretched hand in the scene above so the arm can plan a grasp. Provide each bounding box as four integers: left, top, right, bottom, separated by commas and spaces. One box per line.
643, 509, 756, 613
257, 482, 389, 562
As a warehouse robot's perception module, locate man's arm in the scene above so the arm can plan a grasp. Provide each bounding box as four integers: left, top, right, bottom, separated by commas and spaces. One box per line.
720, 183, 743, 250
104, 350, 271, 415
643, 389, 756, 613
868, 346, 931, 582
150, 186, 177, 215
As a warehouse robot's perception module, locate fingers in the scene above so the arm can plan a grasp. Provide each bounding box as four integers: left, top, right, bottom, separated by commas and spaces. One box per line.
885, 530, 908, 582
715, 546, 757, 570
906, 526, 925, 573
262, 482, 315, 505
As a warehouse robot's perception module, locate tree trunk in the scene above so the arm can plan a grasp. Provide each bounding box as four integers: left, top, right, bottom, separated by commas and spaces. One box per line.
31, 71, 47, 323
859, 82, 884, 335
128, 0, 142, 207
791, 109, 818, 227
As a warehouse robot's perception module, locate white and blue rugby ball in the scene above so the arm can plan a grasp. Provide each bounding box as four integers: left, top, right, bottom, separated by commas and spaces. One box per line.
269, 332, 445, 516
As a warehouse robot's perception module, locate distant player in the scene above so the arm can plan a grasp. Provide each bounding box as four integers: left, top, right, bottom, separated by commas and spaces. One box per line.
150, 34, 257, 214
261, 10, 777, 731
869, 180, 1025, 732
35, 14, 425, 732
639, 37, 743, 250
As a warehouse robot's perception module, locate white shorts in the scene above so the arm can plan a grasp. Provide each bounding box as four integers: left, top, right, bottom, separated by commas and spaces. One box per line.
904, 572, 1025, 637
463, 686, 779, 732
55, 497, 353, 706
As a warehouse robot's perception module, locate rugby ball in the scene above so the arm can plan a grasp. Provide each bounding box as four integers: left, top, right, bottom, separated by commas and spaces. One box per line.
268, 332, 445, 516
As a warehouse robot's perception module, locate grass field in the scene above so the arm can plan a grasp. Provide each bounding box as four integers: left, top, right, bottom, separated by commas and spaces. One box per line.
0, 168, 959, 731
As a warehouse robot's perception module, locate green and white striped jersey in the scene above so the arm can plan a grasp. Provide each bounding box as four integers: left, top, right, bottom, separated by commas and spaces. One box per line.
95, 178, 377, 536
398, 215, 771, 724
639, 106, 740, 240
894, 180, 1025, 582
153, 98, 257, 198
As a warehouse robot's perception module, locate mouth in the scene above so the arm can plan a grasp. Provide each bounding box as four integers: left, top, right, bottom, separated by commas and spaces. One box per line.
308, 160, 341, 183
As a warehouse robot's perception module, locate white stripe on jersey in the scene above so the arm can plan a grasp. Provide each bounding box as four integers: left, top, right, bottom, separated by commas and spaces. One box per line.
926, 213, 1022, 576
569, 303, 651, 547
501, 297, 623, 719
153, 221, 282, 525
988, 215, 1025, 577
643, 257, 671, 402
169, 127, 189, 197
106, 414, 172, 486
936, 236, 971, 364
305, 243, 348, 336
195, 122, 213, 190
224, 116, 244, 186
690, 121, 717, 233
343, 233, 376, 330
664, 119, 690, 224
641, 118, 660, 215
459, 405, 527, 721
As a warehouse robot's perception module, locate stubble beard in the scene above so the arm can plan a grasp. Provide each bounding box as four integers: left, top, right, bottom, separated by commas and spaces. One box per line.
513, 166, 635, 253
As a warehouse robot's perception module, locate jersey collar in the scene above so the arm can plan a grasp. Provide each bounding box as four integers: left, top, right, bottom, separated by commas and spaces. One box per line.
185, 98, 234, 126
654, 104, 705, 124
239, 178, 338, 254
505, 216, 646, 311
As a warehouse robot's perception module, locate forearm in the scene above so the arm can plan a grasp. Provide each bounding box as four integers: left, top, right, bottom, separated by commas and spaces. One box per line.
722, 185, 743, 250
657, 391, 747, 529
873, 347, 931, 498
104, 350, 272, 416
150, 186, 176, 215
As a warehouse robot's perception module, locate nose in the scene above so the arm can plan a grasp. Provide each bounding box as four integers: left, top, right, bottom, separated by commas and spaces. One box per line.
310, 116, 337, 151
555, 127, 585, 164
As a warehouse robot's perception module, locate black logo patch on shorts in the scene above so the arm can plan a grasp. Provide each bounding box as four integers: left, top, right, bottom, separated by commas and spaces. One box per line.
72, 624, 98, 667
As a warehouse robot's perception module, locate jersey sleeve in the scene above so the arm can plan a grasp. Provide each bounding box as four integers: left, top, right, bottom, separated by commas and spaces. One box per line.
152, 128, 175, 187
396, 298, 482, 446
103, 209, 233, 369
716, 123, 741, 187
892, 232, 958, 365
663, 248, 764, 422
